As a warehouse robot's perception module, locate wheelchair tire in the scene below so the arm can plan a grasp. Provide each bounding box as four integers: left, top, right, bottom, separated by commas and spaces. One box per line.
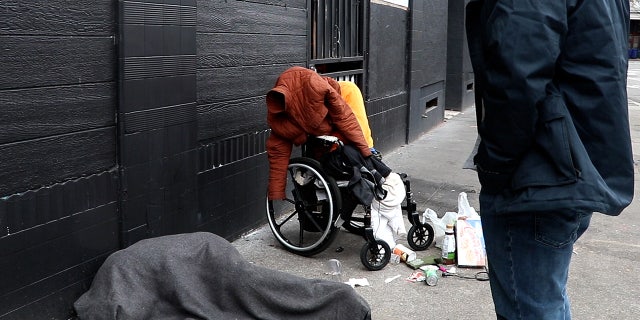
360, 239, 391, 271
266, 157, 341, 257
407, 223, 435, 251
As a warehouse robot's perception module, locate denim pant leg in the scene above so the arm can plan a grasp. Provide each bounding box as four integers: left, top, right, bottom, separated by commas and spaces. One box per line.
480, 194, 592, 320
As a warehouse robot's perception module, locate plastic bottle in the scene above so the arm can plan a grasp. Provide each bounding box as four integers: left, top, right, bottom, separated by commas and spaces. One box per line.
441, 224, 456, 265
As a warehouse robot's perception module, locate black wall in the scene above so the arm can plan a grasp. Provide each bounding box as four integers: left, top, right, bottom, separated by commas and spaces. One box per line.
407, 0, 448, 142
117, 0, 199, 246
0, 0, 453, 318
367, 2, 410, 152
445, 0, 475, 111
195, 0, 306, 239
0, 1, 119, 319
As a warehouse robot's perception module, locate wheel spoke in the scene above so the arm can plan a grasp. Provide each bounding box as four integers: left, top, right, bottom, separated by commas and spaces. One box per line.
367, 246, 384, 265
277, 207, 298, 226
298, 225, 304, 246
301, 208, 325, 231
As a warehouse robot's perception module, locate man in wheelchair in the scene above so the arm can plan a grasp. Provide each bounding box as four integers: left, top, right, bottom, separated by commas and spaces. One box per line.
265, 66, 374, 201
265, 66, 433, 270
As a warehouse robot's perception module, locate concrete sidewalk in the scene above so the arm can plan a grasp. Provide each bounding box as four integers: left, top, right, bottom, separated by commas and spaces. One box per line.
234, 63, 640, 319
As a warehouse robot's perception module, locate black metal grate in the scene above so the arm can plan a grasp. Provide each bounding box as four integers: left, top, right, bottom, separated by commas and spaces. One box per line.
311, 0, 364, 60
310, 0, 366, 89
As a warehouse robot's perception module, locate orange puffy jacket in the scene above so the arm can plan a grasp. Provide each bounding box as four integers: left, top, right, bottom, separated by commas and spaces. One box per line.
266, 66, 371, 200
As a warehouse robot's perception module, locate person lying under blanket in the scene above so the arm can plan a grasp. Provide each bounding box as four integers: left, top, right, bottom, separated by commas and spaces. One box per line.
74, 232, 372, 320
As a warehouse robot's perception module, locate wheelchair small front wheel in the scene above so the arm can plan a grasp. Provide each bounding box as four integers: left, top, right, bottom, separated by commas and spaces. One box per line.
360, 239, 391, 271
407, 223, 434, 251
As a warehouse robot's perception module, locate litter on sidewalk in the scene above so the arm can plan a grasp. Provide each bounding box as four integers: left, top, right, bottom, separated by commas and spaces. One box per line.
345, 278, 371, 288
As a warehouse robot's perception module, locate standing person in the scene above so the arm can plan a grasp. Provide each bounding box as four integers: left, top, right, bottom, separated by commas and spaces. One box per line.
465, 1, 634, 319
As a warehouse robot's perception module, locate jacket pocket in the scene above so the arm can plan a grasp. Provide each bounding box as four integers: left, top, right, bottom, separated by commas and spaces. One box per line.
511, 95, 579, 190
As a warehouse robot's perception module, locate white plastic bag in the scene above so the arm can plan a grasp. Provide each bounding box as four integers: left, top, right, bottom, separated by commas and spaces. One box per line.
457, 192, 479, 219
422, 192, 479, 248
422, 208, 442, 241
422, 209, 458, 248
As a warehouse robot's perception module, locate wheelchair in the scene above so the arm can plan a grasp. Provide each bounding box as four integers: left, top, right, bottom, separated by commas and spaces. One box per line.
266, 136, 435, 270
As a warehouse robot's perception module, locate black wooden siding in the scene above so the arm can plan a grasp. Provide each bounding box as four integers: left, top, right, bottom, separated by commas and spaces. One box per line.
195, 0, 306, 239
197, 0, 307, 142
118, 0, 199, 246
0, 0, 452, 318
0, 6, 117, 196
0, 1, 118, 318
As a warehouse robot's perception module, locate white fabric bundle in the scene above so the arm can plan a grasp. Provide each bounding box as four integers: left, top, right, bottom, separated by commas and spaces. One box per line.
370, 172, 407, 248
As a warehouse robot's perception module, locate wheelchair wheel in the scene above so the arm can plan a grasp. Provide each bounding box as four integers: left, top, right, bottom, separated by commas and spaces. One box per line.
407, 223, 435, 251
360, 239, 391, 271
266, 157, 341, 256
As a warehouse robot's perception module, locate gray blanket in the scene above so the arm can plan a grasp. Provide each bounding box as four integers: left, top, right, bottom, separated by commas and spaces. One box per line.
74, 232, 371, 320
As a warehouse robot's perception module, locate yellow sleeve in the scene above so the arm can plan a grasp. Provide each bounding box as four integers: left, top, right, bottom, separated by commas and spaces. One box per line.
338, 81, 374, 148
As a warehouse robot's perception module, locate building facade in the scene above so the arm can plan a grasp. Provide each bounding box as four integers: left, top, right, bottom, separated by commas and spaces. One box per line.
630, 6, 640, 56
0, 0, 473, 318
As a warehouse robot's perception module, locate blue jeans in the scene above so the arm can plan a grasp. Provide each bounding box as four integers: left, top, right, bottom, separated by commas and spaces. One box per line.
480, 193, 592, 320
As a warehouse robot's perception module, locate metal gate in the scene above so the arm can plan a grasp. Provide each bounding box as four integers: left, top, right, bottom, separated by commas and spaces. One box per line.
309, 0, 367, 87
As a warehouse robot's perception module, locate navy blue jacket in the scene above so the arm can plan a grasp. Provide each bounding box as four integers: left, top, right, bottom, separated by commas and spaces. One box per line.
466, 0, 634, 215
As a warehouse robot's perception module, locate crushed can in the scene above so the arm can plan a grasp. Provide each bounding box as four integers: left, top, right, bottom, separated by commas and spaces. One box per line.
421, 265, 439, 286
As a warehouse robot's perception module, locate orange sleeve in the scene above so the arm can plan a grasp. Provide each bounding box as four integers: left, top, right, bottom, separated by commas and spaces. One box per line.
266, 133, 293, 200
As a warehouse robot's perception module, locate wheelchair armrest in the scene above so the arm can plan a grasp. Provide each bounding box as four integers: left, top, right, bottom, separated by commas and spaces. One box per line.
309, 135, 343, 148
315, 135, 340, 144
